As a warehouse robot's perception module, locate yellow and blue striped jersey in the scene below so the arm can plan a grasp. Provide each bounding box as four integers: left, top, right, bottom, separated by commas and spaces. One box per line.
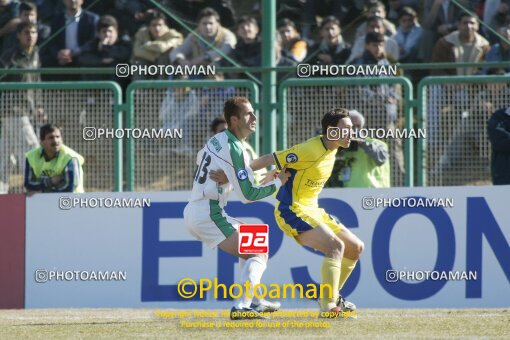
272, 135, 337, 207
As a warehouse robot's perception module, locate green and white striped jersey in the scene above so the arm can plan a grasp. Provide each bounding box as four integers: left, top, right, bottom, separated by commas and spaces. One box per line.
189, 129, 281, 208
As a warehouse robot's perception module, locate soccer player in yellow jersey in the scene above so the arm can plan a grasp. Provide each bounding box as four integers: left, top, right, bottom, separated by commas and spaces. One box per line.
252, 108, 365, 315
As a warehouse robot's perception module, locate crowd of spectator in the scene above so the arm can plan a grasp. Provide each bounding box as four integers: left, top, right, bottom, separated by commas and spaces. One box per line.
0, 0, 508, 84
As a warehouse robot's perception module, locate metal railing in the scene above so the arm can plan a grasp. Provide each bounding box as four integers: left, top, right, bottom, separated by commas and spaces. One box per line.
125, 80, 259, 191
0, 82, 123, 193
1, 61, 509, 76
278, 77, 414, 187
2, 75, 508, 193
417, 75, 510, 186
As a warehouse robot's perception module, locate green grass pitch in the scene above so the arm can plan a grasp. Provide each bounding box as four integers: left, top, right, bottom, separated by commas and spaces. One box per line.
1, 308, 509, 339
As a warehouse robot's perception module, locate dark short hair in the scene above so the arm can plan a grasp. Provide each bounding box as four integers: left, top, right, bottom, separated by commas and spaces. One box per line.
398, 6, 417, 19
457, 11, 478, 22
97, 15, 118, 32
321, 108, 350, 134
368, 1, 385, 10
320, 16, 340, 30
40, 124, 61, 140
20, 1, 37, 13
198, 7, 220, 22
224, 96, 250, 126
16, 21, 37, 34
210, 116, 227, 133
365, 31, 385, 44
146, 10, 168, 26
277, 18, 297, 30
236, 15, 258, 29
367, 15, 384, 26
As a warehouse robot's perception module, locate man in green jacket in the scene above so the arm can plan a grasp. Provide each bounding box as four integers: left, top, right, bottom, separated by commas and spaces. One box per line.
24, 124, 84, 193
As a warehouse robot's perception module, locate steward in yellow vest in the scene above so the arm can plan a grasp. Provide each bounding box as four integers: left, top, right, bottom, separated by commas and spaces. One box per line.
24, 124, 84, 193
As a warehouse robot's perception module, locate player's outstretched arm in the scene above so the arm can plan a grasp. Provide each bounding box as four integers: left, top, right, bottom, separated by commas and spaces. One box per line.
221, 143, 285, 202
210, 166, 290, 186
260, 166, 291, 185
259, 169, 278, 185
250, 153, 276, 171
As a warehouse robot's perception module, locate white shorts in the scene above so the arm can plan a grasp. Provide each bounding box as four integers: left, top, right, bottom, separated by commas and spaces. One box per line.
183, 200, 242, 249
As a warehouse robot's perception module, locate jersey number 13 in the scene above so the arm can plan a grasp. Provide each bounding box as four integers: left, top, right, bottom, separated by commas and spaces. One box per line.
194, 152, 211, 184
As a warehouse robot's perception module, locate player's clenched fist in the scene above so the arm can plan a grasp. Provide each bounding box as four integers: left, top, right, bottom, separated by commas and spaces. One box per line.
260, 166, 290, 185
277, 165, 290, 185
260, 169, 277, 185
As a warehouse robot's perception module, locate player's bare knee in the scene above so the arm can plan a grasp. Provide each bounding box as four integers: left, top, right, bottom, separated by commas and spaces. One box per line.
336, 238, 345, 253
344, 239, 364, 260
326, 237, 344, 259
357, 239, 365, 256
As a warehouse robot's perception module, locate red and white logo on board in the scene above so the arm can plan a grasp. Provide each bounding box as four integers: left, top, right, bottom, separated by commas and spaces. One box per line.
238, 224, 269, 254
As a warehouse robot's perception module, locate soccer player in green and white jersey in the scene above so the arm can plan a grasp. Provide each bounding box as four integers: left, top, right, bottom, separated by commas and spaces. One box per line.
183, 96, 289, 319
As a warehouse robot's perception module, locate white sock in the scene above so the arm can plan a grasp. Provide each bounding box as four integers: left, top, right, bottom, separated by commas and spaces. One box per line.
235, 257, 266, 309
239, 258, 246, 274
252, 286, 263, 305
239, 258, 264, 305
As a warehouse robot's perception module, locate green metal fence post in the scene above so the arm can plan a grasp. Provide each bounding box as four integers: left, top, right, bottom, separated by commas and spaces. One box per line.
126, 84, 135, 192
112, 89, 123, 192
261, 0, 277, 154
277, 80, 288, 150
417, 80, 427, 187
402, 78, 414, 187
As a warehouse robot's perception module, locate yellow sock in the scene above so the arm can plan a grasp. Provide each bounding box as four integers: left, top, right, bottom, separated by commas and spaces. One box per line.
338, 257, 358, 291
320, 257, 341, 311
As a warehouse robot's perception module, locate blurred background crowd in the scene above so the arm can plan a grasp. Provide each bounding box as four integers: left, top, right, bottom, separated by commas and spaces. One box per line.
1, 0, 509, 85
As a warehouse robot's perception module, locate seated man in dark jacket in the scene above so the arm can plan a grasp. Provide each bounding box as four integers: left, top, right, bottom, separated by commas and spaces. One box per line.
78, 15, 131, 81
310, 16, 351, 66
42, 0, 98, 67
231, 16, 261, 68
